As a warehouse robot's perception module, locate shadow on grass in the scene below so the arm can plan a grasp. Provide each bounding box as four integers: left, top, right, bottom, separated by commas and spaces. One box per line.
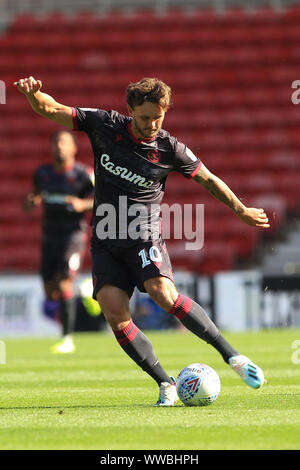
0, 403, 186, 410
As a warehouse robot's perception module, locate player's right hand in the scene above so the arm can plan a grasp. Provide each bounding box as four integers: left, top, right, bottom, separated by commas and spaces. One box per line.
14, 76, 42, 95
23, 192, 42, 213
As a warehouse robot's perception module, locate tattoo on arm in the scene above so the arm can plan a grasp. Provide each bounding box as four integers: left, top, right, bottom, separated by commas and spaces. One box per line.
193, 166, 245, 214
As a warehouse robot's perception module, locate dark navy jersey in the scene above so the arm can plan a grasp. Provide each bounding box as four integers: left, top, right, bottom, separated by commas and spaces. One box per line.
72, 107, 202, 243
33, 161, 94, 233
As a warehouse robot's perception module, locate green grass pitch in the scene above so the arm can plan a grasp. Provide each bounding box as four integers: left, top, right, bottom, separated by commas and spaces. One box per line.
0, 328, 299, 450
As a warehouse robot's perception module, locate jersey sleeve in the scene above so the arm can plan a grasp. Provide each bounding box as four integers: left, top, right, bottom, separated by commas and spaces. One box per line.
72, 107, 108, 132
173, 140, 203, 178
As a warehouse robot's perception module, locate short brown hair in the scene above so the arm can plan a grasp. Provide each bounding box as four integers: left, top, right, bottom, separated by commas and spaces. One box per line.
126, 77, 171, 110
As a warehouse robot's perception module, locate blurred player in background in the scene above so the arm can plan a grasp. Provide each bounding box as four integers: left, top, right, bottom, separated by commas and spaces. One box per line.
23, 129, 94, 353
16, 76, 269, 404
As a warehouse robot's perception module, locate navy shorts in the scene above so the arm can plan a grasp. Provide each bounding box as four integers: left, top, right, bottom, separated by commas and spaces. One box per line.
91, 236, 174, 299
40, 230, 87, 283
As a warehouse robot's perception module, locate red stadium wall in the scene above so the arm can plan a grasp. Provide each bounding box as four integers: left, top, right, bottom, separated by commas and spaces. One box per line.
0, 7, 299, 274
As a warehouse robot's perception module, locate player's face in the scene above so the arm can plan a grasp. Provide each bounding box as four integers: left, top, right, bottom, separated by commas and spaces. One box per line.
52, 132, 77, 166
129, 102, 166, 140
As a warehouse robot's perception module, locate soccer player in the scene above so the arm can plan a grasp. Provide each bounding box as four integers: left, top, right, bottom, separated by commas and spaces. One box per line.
23, 129, 94, 353
15, 76, 269, 404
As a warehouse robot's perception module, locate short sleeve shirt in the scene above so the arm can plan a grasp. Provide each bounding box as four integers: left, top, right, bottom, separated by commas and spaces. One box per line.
72, 107, 202, 242
34, 161, 94, 233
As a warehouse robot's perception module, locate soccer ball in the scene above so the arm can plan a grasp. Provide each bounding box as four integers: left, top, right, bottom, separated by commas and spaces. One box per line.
176, 363, 221, 406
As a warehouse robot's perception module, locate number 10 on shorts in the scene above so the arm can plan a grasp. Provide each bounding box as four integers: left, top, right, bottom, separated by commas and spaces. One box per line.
138, 247, 162, 268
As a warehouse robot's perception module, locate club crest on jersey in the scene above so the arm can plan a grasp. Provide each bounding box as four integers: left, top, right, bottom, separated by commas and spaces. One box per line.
147, 149, 161, 163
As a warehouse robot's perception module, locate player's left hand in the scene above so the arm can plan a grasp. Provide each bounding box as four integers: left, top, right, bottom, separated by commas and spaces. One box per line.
236, 207, 270, 228
65, 196, 86, 212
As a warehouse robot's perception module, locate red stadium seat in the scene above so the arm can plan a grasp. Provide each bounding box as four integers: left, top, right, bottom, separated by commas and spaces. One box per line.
0, 180, 30, 201
0, 223, 41, 244
193, 242, 236, 275
0, 245, 40, 271
1, 7, 298, 273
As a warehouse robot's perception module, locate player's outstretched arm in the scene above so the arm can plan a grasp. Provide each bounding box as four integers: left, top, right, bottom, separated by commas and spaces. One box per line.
14, 76, 73, 128
193, 165, 270, 228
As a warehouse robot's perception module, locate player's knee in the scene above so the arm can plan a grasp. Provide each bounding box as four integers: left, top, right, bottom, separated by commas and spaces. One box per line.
97, 296, 130, 330
57, 277, 73, 297
44, 281, 59, 301
102, 310, 131, 331
46, 291, 58, 301
96, 286, 131, 331
144, 276, 178, 311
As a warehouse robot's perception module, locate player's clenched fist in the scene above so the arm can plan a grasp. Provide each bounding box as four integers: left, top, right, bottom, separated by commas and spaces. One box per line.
14, 76, 42, 95
14, 76, 73, 127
